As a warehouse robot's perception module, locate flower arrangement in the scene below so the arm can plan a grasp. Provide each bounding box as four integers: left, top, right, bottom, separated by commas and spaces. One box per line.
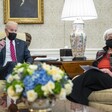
6, 63, 73, 103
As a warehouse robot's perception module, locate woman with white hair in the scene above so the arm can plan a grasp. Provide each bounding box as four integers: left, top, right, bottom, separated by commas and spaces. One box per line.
67, 28, 112, 105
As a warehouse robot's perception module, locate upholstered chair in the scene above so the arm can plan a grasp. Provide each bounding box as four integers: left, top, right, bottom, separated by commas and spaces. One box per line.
71, 77, 112, 112
0, 32, 26, 42
88, 89, 112, 112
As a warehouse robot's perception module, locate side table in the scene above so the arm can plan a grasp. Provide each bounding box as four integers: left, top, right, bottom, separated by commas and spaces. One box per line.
61, 60, 94, 78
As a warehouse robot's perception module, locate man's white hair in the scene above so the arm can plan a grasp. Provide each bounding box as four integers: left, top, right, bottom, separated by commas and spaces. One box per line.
5, 21, 18, 29
103, 28, 112, 40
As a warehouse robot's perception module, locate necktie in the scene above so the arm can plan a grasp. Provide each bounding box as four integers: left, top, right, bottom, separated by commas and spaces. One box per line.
10, 40, 16, 61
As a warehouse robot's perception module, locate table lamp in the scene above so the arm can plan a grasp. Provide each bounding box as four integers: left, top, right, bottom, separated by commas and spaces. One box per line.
61, 0, 98, 60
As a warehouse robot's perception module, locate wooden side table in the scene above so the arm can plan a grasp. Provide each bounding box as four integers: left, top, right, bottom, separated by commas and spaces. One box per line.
61, 60, 94, 78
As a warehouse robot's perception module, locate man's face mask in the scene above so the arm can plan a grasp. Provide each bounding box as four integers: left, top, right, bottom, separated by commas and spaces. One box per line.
106, 39, 112, 48
8, 32, 17, 40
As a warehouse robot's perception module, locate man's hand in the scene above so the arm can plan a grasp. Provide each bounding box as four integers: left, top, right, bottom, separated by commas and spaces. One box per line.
0, 40, 5, 51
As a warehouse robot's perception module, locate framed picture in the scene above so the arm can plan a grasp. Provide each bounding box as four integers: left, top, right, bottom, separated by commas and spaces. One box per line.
4, 0, 44, 24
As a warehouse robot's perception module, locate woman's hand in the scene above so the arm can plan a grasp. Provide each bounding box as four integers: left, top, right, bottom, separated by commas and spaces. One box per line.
100, 68, 112, 77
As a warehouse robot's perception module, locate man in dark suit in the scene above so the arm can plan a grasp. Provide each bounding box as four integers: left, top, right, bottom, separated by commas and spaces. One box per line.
0, 21, 33, 79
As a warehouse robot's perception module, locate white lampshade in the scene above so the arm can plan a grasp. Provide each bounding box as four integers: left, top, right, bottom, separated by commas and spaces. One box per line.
61, 0, 98, 21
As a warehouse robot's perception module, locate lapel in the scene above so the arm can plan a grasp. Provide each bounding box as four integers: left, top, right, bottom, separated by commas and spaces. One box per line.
96, 50, 106, 61
2, 45, 6, 64
15, 39, 20, 61
2, 38, 6, 63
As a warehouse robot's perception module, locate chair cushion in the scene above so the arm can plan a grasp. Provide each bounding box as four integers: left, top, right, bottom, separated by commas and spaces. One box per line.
0, 32, 26, 41
88, 88, 112, 104
89, 102, 112, 112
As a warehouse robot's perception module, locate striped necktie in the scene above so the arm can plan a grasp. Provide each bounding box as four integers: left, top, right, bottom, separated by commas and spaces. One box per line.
10, 40, 16, 61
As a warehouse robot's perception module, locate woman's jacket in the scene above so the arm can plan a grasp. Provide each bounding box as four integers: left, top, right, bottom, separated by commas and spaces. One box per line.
92, 46, 109, 67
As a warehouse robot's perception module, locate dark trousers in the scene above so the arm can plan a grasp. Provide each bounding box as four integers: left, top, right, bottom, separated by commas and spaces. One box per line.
0, 62, 17, 80
67, 69, 112, 105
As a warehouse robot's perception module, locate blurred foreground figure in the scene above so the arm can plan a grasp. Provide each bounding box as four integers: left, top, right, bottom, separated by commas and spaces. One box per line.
0, 21, 33, 80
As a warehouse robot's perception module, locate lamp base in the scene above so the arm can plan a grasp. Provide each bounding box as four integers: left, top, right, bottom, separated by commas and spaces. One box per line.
73, 57, 86, 61
70, 19, 87, 60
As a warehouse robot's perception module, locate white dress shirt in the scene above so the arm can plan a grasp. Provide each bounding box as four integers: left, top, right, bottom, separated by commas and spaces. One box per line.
3, 37, 17, 66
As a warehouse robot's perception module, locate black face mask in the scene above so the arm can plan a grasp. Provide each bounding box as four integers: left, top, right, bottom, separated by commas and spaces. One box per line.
106, 39, 112, 48
8, 32, 17, 40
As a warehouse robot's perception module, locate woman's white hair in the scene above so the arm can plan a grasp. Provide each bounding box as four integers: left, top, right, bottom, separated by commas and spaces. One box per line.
103, 28, 112, 40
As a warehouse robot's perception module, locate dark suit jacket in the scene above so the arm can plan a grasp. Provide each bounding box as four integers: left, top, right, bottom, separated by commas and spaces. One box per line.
92, 46, 108, 67
0, 38, 33, 79
0, 38, 33, 67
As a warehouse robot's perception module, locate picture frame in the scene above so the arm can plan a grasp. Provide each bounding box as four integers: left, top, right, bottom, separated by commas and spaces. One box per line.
4, 0, 44, 24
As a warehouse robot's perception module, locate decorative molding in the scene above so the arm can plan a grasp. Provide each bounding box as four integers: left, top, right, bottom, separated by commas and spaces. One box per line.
30, 48, 102, 59
85, 48, 101, 59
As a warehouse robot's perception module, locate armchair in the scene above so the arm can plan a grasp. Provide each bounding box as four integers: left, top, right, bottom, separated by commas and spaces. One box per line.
0, 32, 32, 47
71, 76, 112, 112
0, 32, 26, 41
88, 89, 112, 112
